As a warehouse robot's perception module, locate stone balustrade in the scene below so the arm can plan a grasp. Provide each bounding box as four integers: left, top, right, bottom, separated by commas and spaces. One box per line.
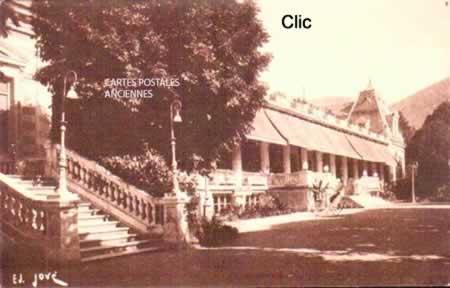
197, 169, 268, 192
46, 146, 167, 234
0, 160, 16, 175
354, 175, 383, 196
0, 173, 80, 263
268, 170, 339, 189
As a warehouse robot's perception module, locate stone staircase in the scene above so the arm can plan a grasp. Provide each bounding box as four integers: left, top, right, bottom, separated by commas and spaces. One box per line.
77, 201, 165, 262
4, 175, 166, 262
349, 194, 394, 209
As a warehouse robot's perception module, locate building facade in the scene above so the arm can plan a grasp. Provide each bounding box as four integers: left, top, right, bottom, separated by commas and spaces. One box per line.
201, 86, 405, 215
0, 1, 52, 163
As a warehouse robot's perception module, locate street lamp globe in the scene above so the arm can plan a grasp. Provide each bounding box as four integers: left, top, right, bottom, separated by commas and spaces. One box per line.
66, 86, 79, 99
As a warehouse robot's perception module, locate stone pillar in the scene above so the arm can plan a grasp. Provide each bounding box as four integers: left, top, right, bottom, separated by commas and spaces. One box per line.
330, 154, 336, 176
341, 156, 348, 185
232, 143, 242, 188
260, 142, 270, 174
282, 145, 291, 173
301, 148, 309, 170
46, 201, 81, 264
162, 194, 190, 245
353, 159, 359, 179
316, 151, 323, 173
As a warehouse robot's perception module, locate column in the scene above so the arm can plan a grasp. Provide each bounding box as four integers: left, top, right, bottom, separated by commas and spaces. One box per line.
362, 161, 368, 176
260, 142, 270, 174
292, 147, 300, 171
379, 164, 385, 181
389, 165, 397, 182
330, 154, 336, 176
282, 145, 291, 173
353, 159, 359, 179
401, 156, 406, 178
341, 156, 348, 185
301, 148, 309, 170
232, 143, 242, 187
371, 162, 378, 177
316, 151, 323, 172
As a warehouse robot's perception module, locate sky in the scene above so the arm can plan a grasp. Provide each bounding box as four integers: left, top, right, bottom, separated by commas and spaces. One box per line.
256, 0, 450, 104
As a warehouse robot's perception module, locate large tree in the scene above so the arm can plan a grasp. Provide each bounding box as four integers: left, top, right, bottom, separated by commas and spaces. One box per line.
406, 102, 450, 196
32, 0, 270, 166
398, 111, 415, 144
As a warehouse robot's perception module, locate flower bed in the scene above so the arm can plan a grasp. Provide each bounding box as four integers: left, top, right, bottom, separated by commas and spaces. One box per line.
217, 194, 303, 221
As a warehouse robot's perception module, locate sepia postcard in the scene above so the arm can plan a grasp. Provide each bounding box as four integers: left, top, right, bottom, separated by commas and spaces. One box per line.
0, 0, 449, 287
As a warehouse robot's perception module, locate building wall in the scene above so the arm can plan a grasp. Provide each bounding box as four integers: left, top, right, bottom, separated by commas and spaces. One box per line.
0, 19, 52, 160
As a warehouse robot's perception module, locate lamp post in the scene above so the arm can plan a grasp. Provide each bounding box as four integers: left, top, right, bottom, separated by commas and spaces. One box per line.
410, 161, 418, 204
170, 98, 182, 196
55, 70, 79, 199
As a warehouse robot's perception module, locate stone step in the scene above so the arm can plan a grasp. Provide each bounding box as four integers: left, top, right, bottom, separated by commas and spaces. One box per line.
80, 233, 139, 248
81, 246, 165, 263
78, 214, 108, 222
78, 220, 120, 230
77, 208, 101, 216
80, 239, 157, 257
78, 202, 93, 208
78, 226, 130, 239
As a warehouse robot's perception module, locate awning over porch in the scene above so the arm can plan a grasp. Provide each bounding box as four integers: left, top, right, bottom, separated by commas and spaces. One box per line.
345, 134, 397, 166
246, 109, 287, 145
265, 108, 361, 160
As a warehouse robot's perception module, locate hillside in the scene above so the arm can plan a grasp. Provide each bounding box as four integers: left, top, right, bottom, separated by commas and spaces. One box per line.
392, 77, 450, 129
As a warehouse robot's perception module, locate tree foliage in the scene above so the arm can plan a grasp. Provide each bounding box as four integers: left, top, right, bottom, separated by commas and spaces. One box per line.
406, 102, 450, 196
398, 111, 415, 144
32, 0, 270, 166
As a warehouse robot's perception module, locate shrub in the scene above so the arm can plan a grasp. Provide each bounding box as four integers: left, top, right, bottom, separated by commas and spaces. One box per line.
177, 171, 198, 196
100, 148, 172, 197
238, 194, 291, 219
196, 217, 238, 247
379, 183, 397, 201
429, 184, 450, 202
391, 178, 413, 200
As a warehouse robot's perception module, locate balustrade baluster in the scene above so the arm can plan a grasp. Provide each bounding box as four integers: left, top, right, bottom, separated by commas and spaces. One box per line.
73, 162, 80, 180
148, 204, 154, 224
104, 181, 110, 199
135, 197, 140, 217
35, 209, 42, 231
67, 158, 73, 177
19, 202, 26, 225
141, 201, 147, 220
128, 194, 133, 212
117, 189, 123, 207
86, 171, 92, 188
110, 184, 116, 202
26, 205, 33, 231
80, 168, 85, 184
